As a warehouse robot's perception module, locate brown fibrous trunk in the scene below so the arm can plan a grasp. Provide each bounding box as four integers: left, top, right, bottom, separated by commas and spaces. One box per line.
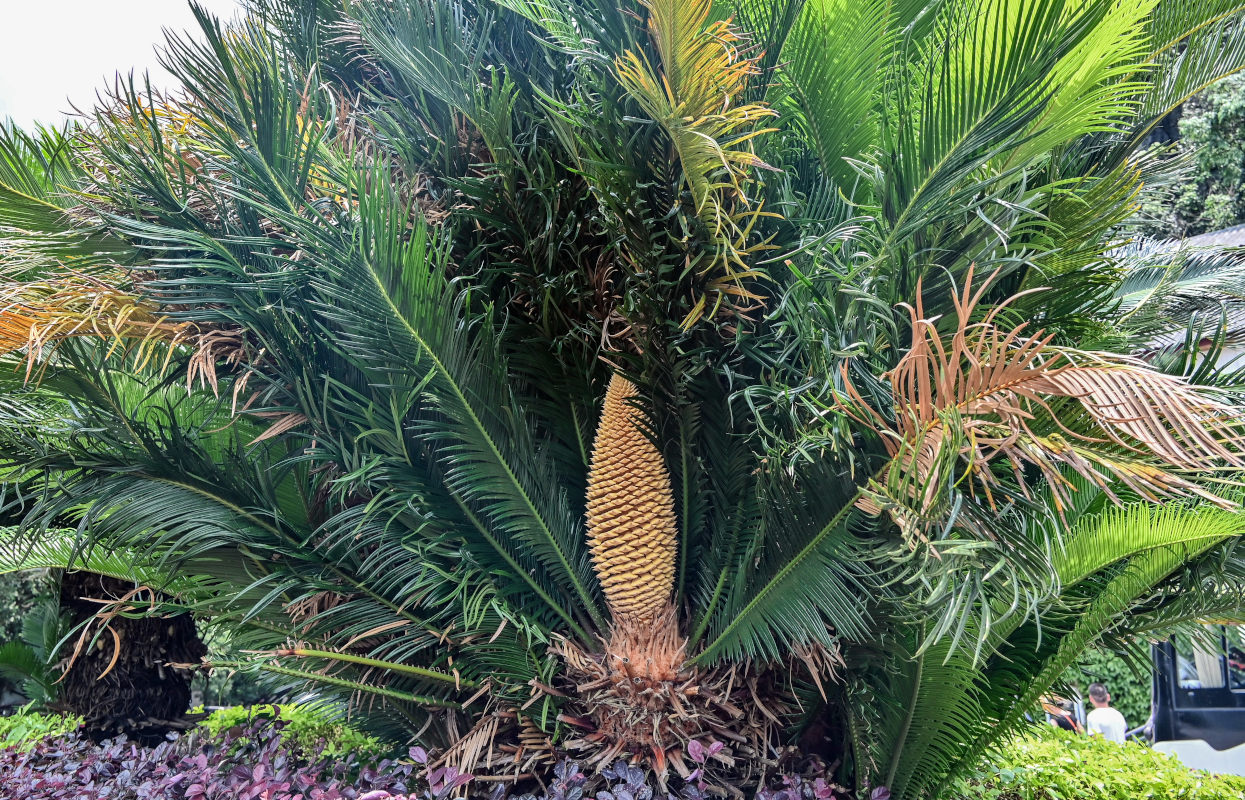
57, 572, 206, 744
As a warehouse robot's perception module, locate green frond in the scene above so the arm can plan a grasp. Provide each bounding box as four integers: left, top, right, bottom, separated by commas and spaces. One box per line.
0, 527, 179, 591
1054, 501, 1245, 587
300, 160, 603, 635
779, 0, 892, 194
0, 642, 56, 705
885, 0, 1075, 229
694, 469, 871, 664
0, 123, 135, 267
871, 499, 1245, 799
1146, 1, 1245, 57
1003, 0, 1152, 166
351, 0, 492, 121
488, 0, 595, 53
1111, 238, 1245, 341
1133, 2, 1245, 140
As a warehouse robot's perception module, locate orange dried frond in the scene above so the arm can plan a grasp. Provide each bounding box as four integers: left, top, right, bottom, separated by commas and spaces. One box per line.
0, 275, 192, 376
844, 267, 1245, 531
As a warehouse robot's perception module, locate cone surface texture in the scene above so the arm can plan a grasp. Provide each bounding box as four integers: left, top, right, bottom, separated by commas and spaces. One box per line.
586, 374, 677, 622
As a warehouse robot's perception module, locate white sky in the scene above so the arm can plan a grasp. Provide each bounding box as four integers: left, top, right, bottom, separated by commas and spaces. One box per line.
0, 0, 243, 129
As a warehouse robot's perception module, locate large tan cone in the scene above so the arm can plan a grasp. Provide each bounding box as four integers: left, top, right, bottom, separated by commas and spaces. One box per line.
586, 374, 678, 623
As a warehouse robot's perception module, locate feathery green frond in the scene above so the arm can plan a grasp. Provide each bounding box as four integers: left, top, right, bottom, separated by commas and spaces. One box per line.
780, 0, 892, 194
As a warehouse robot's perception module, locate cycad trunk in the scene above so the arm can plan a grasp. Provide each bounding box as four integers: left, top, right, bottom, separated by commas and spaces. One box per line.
57, 572, 206, 744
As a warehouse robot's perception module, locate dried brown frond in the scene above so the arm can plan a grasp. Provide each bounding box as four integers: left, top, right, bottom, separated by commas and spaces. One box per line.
0, 273, 193, 378
586, 374, 678, 624
438, 713, 501, 785
1, 271, 262, 403
284, 590, 349, 628
420, 707, 550, 786
248, 411, 310, 444
843, 267, 1245, 537
791, 640, 845, 702
185, 326, 254, 395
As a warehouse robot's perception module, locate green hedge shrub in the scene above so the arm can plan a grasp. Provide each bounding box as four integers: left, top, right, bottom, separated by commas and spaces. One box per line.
200, 704, 389, 762
0, 706, 82, 751
954, 725, 1245, 800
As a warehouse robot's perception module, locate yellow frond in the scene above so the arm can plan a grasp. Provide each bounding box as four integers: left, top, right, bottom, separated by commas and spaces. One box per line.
616, 0, 775, 215
615, 0, 778, 329
0, 274, 191, 378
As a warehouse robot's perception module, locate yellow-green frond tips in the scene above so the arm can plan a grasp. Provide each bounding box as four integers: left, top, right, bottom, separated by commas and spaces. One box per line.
586, 374, 678, 623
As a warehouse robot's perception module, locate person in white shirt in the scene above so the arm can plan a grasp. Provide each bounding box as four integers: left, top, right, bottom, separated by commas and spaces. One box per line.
1085, 682, 1128, 743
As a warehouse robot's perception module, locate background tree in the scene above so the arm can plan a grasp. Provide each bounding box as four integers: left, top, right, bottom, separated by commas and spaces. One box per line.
1137, 73, 1245, 237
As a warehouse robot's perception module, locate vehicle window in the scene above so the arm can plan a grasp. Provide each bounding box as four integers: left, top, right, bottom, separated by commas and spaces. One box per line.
1228, 627, 1245, 691
1173, 631, 1226, 690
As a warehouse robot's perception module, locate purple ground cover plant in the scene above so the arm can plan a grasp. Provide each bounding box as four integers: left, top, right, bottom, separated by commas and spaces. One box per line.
0, 717, 855, 800
0, 716, 425, 800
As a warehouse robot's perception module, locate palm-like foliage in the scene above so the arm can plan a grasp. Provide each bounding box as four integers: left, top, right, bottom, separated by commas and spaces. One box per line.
4, 0, 1245, 796
0, 123, 133, 269
1112, 235, 1245, 341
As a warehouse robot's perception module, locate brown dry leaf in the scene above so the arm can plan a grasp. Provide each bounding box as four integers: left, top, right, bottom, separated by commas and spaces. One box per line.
843, 267, 1245, 538
249, 412, 309, 444
0, 274, 191, 378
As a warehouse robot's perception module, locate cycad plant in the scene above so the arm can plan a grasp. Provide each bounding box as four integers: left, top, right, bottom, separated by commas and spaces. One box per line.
4, 0, 1245, 796
0, 592, 67, 710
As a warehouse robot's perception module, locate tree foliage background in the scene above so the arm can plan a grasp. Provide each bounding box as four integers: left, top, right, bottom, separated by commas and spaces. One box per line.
1138, 73, 1245, 237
